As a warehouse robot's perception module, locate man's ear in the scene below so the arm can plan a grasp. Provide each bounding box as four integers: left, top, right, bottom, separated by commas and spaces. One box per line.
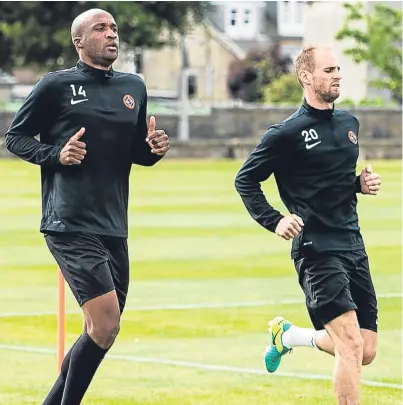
73, 37, 83, 49
299, 70, 312, 86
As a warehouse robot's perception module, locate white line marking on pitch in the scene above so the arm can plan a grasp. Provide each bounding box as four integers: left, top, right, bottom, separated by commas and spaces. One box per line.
0, 292, 401, 318
0, 344, 401, 390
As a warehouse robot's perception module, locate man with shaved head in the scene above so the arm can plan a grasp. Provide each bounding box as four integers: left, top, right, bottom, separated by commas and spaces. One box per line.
235, 45, 381, 404
70, 8, 119, 68
5, 8, 169, 405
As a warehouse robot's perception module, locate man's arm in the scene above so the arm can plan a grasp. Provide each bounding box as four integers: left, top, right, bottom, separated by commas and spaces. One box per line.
235, 127, 285, 233
4, 74, 62, 166
131, 90, 163, 166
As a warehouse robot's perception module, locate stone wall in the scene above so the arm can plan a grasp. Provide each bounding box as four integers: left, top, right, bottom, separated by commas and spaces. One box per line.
152, 106, 402, 141
1, 106, 401, 159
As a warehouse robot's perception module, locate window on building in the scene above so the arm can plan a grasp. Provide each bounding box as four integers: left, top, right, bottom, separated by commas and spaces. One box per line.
278, 0, 305, 37
283, 1, 290, 24
244, 9, 251, 24
226, 5, 256, 38
134, 52, 143, 74
230, 9, 237, 26
295, 1, 304, 24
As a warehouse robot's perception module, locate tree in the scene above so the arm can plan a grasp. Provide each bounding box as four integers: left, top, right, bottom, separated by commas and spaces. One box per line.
263, 73, 303, 105
227, 58, 260, 102
335, 2, 402, 104
0, 1, 208, 71
227, 41, 292, 102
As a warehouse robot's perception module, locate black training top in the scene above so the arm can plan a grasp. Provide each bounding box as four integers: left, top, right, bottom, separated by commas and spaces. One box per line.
5, 60, 163, 238
235, 99, 364, 259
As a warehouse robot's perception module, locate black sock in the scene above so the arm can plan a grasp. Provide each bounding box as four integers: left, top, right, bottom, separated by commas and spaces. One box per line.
42, 335, 83, 405
61, 332, 109, 405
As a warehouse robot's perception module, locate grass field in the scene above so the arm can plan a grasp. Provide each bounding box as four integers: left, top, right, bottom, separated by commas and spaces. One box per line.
0, 158, 401, 405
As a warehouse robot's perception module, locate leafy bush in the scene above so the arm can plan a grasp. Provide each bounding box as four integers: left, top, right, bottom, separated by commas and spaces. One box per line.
263, 73, 303, 105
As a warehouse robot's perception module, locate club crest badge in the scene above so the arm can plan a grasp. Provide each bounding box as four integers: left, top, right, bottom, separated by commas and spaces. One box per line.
348, 130, 358, 144
123, 94, 135, 110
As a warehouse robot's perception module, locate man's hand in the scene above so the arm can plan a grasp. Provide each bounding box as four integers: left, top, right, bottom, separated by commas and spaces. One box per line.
146, 116, 169, 156
59, 127, 87, 165
275, 214, 304, 240
360, 164, 381, 195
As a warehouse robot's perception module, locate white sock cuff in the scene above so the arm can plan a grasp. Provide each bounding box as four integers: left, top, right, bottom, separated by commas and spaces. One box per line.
312, 330, 318, 349
282, 325, 317, 349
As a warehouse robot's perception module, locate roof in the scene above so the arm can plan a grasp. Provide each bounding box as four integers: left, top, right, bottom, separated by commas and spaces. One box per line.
202, 20, 246, 60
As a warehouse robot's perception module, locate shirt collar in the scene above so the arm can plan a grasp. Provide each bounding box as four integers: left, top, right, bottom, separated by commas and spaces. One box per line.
77, 60, 114, 80
302, 98, 334, 119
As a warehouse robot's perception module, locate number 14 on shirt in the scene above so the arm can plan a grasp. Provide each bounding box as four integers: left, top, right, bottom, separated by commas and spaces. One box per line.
70, 84, 87, 98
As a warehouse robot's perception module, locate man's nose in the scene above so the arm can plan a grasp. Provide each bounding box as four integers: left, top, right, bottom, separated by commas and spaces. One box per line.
106, 29, 117, 39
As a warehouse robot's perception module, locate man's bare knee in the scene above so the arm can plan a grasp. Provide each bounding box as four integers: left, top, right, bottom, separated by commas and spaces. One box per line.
90, 321, 120, 348
362, 348, 376, 365
82, 290, 121, 349
86, 311, 121, 349
325, 311, 363, 360
361, 329, 377, 366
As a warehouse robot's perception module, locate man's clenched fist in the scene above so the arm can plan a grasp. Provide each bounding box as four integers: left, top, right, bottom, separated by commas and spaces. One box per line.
59, 127, 87, 165
275, 214, 304, 240
360, 164, 381, 195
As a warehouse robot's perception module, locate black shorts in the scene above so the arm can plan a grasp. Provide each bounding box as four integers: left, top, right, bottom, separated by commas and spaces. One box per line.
294, 249, 378, 332
45, 232, 130, 313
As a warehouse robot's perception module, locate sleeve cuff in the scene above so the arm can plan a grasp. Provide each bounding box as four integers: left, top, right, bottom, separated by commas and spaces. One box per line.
355, 175, 362, 193
266, 214, 284, 233
51, 146, 63, 166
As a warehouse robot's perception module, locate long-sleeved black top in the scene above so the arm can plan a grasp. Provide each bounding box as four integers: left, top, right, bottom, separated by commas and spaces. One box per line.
235, 99, 364, 259
5, 60, 163, 238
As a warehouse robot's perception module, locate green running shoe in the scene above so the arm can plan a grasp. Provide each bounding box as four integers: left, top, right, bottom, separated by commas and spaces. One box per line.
264, 316, 292, 373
